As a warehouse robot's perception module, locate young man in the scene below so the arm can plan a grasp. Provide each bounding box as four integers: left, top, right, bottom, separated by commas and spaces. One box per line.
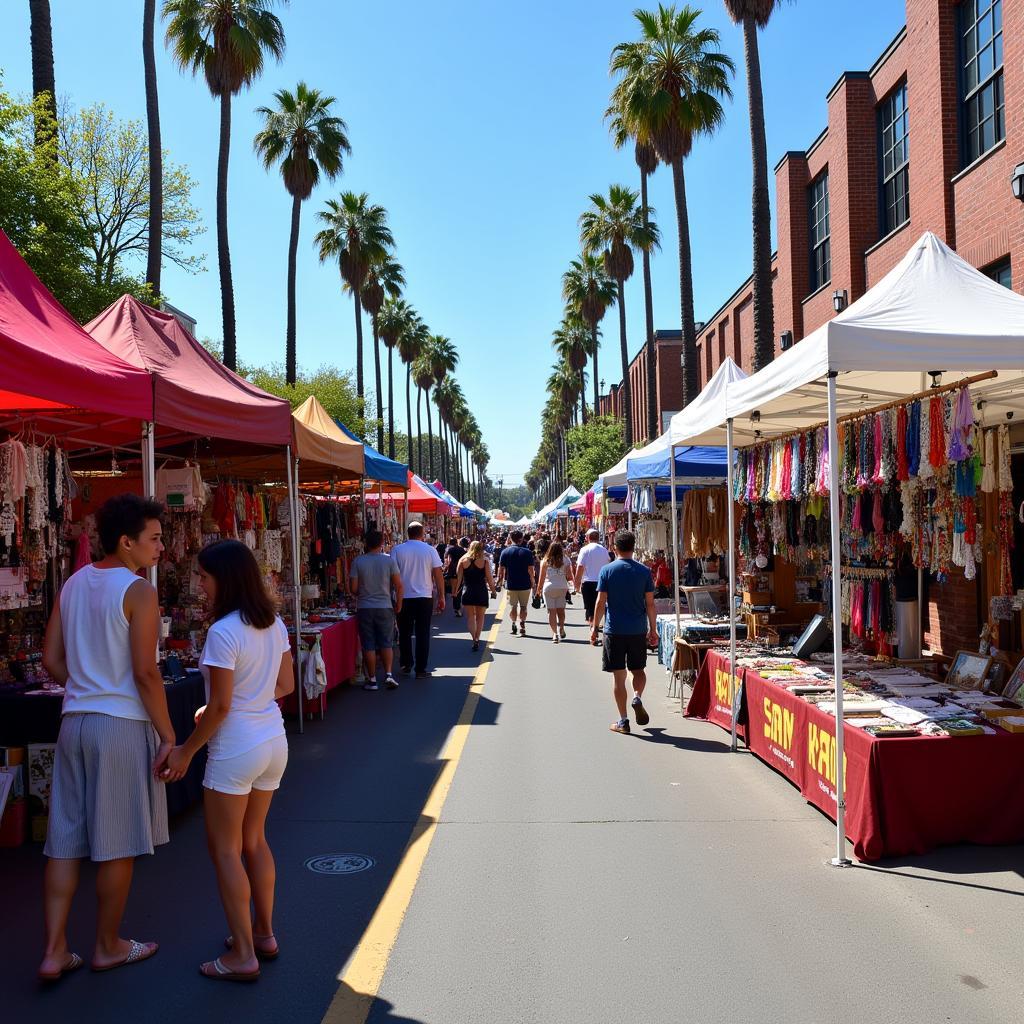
350, 529, 403, 691
391, 522, 445, 678
574, 528, 612, 630
590, 530, 658, 734
497, 529, 535, 637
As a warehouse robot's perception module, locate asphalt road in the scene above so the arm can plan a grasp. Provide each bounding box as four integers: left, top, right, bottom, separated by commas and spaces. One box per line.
3, 597, 1024, 1023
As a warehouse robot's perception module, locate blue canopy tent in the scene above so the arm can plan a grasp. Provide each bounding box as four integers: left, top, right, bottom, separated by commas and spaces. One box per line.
626, 444, 729, 484
335, 420, 408, 488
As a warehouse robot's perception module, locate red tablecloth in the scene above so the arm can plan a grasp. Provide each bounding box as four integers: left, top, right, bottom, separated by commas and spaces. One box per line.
687, 650, 1024, 861
281, 617, 360, 714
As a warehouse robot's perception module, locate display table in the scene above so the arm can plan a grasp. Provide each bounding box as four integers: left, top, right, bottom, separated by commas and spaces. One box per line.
0, 672, 207, 818
282, 616, 360, 717
686, 650, 1024, 861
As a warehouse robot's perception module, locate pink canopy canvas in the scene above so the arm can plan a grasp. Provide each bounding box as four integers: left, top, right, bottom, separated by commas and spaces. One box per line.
86, 295, 292, 446
0, 229, 153, 423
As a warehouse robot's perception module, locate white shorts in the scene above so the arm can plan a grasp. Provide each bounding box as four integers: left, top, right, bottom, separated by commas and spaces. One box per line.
203, 734, 289, 796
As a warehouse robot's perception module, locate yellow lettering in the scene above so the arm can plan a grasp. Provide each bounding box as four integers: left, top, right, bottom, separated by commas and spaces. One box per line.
763, 698, 773, 740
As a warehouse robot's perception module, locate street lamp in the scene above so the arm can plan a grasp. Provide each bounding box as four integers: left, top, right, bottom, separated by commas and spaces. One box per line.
832, 289, 848, 313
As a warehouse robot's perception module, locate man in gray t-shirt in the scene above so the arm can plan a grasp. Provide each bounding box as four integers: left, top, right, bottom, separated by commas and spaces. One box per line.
350, 530, 403, 690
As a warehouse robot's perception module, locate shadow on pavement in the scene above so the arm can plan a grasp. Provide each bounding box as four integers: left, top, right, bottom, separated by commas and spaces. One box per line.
0, 614, 496, 1024
857, 842, 1024, 895
636, 726, 735, 753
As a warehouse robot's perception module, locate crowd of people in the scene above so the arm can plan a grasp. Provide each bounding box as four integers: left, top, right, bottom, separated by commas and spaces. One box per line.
34, 495, 660, 986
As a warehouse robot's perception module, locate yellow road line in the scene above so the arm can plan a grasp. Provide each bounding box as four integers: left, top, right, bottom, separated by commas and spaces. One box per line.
322, 594, 507, 1024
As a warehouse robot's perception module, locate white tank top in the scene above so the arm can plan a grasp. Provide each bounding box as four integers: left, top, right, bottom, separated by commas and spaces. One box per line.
60, 564, 150, 721
543, 564, 568, 590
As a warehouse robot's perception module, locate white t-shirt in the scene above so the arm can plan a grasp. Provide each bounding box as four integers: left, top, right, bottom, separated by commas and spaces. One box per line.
200, 612, 289, 761
391, 539, 443, 599
578, 542, 612, 583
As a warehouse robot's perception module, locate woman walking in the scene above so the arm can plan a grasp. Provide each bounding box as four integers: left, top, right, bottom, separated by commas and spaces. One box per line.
535, 542, 570, 643
164, 540, 294, 982
455, 540, 495, 652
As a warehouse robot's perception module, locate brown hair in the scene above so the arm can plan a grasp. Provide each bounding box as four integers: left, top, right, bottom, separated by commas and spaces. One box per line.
545, 542, 564, 569
96, 493, 164, 554
198, 540, 277, 629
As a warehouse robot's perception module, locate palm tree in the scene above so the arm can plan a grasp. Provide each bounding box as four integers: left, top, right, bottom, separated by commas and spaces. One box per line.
29, 0, 56, 152
378, 298, 416, 458
361, 255, 405, 451
610, 4, 734, 406
428, 335, 457, 482
579, 185, 659, 448
398, 318, 429, 474
143, 0, 162, 294
608, 106, 659, 440
413, 353, 436, 480
255, 83, 350, 386
725, 0, 783, 371
313, 192, 394, 417
562, 253, 617, 417
552, 315, 591, 424
164, 0, 287, 371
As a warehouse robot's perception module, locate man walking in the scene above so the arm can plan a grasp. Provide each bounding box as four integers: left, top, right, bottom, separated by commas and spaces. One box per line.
590, 530, 658, 734
574, 528, 612, 631
497, 529, 535, 637
391, 522, 445, 678
350, 529, 403, 691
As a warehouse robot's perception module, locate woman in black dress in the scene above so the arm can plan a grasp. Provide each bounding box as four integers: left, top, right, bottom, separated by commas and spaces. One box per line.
455, 540, 495, 652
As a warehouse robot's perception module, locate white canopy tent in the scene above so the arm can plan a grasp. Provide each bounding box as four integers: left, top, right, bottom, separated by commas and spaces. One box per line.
531, 485, 582, 524
710, 231, 1024, 865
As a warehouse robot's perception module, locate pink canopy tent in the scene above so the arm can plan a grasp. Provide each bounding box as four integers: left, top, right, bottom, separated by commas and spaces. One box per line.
85, 295, 292, 447
0, 229, 153, 441
365, 472, 447, 515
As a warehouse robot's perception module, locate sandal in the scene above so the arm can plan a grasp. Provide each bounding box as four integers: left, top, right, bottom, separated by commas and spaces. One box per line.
225, 934, 279, 961
92, 939, 158, 972
200, 957, 260, 982
38, 951, 84, 983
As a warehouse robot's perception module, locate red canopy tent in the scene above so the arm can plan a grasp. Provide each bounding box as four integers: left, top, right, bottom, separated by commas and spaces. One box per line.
0, 229, 153, 441
85, 295, 291, 447
365, 471, 447, 515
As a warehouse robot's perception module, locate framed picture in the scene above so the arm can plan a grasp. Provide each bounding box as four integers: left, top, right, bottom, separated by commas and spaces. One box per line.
945, 650, 993, 691
1004, 658, 1024, 704
983, 656, 1014, 694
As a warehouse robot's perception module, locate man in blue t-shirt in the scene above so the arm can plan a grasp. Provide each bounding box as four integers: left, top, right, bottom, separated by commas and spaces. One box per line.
498, 529, 536, 637
591, 530, 657, 734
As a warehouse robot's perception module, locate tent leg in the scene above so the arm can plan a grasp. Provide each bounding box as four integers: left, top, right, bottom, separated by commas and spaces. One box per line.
727, 419, 740, 752
669, 447, 681, 637
287, 447, 304, 735
142, 422, 157, 587
827, 373, 851, 867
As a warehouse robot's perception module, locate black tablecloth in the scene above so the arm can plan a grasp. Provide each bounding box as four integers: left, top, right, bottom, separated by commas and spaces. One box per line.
0, 672, 207, 817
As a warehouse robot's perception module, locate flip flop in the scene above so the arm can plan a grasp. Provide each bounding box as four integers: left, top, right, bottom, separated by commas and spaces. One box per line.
225, 934, 280, 961
92, 939, 158, 972
38, 951, 84, 983
200, 957, 260, 982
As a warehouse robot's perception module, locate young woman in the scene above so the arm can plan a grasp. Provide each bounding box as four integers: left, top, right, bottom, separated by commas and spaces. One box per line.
455, 540, 495, 652
164, 540, 294, 982
536, 541, 570, 642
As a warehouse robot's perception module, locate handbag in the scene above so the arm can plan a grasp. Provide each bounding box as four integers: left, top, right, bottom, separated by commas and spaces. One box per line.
531, 594, 542, 609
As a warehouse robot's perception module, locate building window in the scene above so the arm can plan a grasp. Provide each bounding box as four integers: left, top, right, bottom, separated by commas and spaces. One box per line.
961, 0, 1004, 165
808, 172, 830, 293
879, 83, 909, 236
984, 258, 1011, 289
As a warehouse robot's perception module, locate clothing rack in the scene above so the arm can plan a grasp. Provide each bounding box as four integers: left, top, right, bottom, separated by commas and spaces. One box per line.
824, 566, 892, 579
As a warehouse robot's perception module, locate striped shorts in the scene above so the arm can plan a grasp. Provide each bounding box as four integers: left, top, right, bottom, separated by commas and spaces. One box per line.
44, 712, 169, 862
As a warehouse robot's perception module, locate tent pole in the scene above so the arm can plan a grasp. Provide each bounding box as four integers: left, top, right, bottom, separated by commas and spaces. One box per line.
142, 422, 157, 587
669, 447, 681, 637
827, 373, 850, 866
727, 419, 740, 752
287, 447, 304, 735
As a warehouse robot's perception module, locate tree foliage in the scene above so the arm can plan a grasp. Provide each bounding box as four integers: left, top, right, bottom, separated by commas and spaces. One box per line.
244, 362, 367, 437
566, 415, 626, 494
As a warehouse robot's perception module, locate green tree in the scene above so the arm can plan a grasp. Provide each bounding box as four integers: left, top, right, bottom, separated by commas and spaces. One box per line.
610, 4, 734, 406
314, 191, 394, 416
397, 315, 428, 474
57, 102, 204, 290
377, 297, 416, 459
163, 0, 287, 371
579, 184, 660, 448
562, 253, 616, 417
245, 361, 365, 436
725, 0, 785, 371
29, 0, 56, 152
551, 314, 592, 425
255, 82, 349, 386
360, 254, 405, 453
566, 415, 627, 494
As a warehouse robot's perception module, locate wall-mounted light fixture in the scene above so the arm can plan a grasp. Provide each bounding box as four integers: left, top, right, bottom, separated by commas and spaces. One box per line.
780, 330, 794, 351
832, 289, 848, 313
1012, 163, 1024, 201
928, 370, 943, 388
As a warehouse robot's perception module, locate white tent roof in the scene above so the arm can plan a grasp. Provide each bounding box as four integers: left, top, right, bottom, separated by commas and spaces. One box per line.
598, 451, 632, 490
463, 499, 485, 513
723, 232, 1024, 439
533, 484, 581, 521
627, 357, 748, 475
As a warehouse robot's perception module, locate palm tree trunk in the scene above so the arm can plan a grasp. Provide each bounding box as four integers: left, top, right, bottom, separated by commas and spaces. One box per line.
743, 14, 775, 372
616, 278, 632, 448
672, 157, 698, 408
415, 386, 423, 476
641, 169, 657, 440
353, 291, 365, 418
579, 369, 586, 424
372, 315, 384, 452
29, 0, 56, 153
440, 419, 449, 486
143, 0, 162, 296
387, 345, 396, 459
405, 363, 413, 472
217, 92, 237, 370
285, 194, 301, 385
425, 390, 435, 481
591, 324, 600, 418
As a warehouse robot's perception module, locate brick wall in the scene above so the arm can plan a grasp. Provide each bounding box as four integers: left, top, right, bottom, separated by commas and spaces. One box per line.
924, 573, 981, 655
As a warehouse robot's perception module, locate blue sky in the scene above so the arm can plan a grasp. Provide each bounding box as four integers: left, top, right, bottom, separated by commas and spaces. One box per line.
1, 0, 906, 487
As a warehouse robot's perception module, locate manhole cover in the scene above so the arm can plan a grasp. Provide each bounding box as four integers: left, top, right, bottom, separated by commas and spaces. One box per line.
304, 854, 375, 875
